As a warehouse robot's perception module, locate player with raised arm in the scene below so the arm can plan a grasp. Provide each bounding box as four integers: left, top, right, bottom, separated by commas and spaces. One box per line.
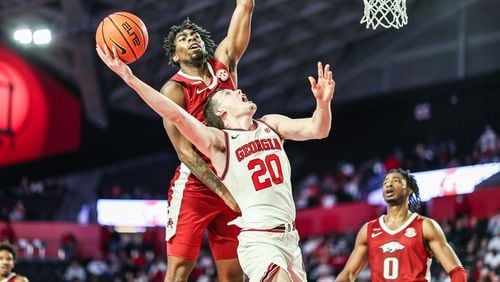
157, 1, 254, 281
96, 43, 334, 281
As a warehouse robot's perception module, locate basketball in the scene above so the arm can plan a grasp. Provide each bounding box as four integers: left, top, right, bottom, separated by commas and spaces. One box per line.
96, 11, 149, 64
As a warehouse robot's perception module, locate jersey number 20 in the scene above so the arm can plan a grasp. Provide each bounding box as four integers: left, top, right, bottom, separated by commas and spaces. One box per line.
248, 154, 284, 191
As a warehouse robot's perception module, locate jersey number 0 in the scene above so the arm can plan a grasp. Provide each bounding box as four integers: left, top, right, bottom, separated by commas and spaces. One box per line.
248, 154, 284, 191
383, 257, 399, 279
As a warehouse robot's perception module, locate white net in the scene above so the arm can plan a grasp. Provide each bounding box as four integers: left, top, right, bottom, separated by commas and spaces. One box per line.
360, 0, 408, 29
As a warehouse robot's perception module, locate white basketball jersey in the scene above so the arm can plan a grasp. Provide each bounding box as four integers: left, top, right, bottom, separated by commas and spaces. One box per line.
221, 120, 296, 229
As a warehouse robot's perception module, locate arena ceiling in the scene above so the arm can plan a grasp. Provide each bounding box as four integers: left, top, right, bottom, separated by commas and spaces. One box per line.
1, 0, 500, 129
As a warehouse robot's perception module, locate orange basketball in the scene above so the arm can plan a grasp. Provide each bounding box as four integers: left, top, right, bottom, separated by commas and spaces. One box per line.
96, 11, 149, 64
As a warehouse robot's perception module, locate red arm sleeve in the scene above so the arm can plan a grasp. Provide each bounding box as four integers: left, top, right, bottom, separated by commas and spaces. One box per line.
449, 266, 467, 282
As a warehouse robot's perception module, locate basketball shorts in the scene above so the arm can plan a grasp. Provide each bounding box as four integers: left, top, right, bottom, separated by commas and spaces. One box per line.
237, 227, 307, 282
165, 187, 240, 260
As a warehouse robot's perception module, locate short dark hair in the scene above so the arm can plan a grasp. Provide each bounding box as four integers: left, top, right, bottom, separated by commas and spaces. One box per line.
203, 90, 225, 129
162, 18, 216, 67
388, 168, 421, 212
0, 242, 17, 260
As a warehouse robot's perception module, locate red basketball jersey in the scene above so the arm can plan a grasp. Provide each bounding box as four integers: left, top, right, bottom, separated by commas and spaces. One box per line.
367, 213, 432, 281
6, 273, 22, 282
169, 58, 236, 191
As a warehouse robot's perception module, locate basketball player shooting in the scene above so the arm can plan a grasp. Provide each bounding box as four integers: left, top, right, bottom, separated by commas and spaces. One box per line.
99, 1, 255, 281
96, 42, 334, 281
158, 1, 254, 281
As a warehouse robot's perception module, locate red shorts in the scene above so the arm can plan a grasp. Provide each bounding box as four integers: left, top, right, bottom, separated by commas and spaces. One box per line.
166, 187, 240, 260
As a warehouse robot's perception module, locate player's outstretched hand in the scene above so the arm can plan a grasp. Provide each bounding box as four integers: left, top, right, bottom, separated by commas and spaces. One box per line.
96, 44, 133, 81
308, 62, 335, 103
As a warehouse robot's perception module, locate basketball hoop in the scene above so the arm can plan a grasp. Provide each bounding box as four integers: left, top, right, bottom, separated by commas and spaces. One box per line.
360, 0, 408, 29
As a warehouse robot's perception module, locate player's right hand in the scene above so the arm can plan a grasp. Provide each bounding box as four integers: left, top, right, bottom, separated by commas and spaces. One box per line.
96, 44, 134, 81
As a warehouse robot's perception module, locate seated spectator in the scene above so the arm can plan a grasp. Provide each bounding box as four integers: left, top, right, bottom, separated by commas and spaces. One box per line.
478, 124, 499, 161
9, 201, 25, 222
0, 207, 10, 223
0, 220, 16, 244
148, 256, 167, 282
63, 258, 86, 282
488, 210, 500, 236
60, 232, 78, 260
484, 249, 500, 270
87, 257, 110, 280
487, 231, 500, 252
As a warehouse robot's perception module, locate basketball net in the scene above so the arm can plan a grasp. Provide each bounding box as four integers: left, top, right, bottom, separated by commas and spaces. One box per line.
360, 0, 408, 29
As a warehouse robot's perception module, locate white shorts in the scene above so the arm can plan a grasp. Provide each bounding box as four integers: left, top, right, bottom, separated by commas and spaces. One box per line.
237, 228, 307, 282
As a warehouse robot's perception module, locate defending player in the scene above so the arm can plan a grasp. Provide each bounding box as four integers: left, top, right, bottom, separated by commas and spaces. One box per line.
159, 1, 254, 281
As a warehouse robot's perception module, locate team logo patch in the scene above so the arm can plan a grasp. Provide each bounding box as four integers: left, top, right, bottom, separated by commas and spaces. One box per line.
166, 218, 174, 229
380, 241, 405, 253
216, 69, 229, 82
404, 227, 417, 238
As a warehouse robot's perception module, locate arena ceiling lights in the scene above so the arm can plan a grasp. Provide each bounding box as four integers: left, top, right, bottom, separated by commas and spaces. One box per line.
13, 27, 52, 45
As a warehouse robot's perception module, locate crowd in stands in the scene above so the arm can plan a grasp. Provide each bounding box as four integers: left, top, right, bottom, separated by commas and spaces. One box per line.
10, 228, 167, 282
295, 124, 500, 210
0, 176, 67, 223
56, 228, 167, 282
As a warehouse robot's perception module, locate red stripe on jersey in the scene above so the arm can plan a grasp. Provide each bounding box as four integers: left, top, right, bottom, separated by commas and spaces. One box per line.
221, 131, 230, 180
260, 263, 280, 282
241, 229, 285, 233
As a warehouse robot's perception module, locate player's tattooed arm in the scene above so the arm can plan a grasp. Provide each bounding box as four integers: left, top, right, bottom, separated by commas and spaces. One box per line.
184, 153, 239, 211
163, 119, 239, 212
160, 81, 240, 212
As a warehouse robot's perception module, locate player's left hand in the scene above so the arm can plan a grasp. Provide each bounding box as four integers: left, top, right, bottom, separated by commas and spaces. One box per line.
308, 62, 335, 103
96, 44, 134, 81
